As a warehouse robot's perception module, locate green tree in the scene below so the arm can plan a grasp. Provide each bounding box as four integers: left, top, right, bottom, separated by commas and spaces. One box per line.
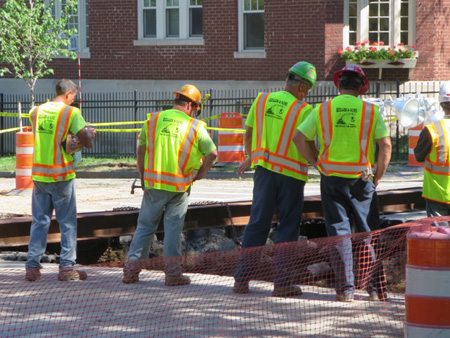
0, 0, 78, 107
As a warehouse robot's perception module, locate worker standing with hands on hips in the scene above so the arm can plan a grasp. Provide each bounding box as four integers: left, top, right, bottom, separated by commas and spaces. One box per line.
293, 64, 392, 302
414, 81, 450, 225
25, 79, 95, 282
234, 61, 318, 297
123, 84, 217, 286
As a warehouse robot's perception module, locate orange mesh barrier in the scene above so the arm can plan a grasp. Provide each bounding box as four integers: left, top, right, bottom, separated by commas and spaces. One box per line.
0, 217, 448, 337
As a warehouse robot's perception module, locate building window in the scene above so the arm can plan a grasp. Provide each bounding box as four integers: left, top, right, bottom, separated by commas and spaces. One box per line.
143, 0, 157, 38
344, 0, 415, 47
189, 0, 203, 37
137, 0, 203, 45
50, 0, 90, 54
235, 0, 265, 58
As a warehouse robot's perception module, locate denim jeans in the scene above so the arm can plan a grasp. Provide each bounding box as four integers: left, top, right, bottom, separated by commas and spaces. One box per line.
320, 174, 385, 295
26, 180, 78, 269
234, 166, 305, 287
127, 188, 190, 276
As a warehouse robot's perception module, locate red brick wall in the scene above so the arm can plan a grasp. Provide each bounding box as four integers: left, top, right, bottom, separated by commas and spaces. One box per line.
2, 0, 448, 83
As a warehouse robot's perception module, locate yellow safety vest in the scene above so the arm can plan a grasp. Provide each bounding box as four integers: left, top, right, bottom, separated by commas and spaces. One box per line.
250, 92, 311, 181
29, 103, 76, 182
143, 109, 205, 192
317, 98, 376, 178
423, 119, 450, 204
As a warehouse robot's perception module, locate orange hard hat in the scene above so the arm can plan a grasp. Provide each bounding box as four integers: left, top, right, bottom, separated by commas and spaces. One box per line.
173, 84, 202, 106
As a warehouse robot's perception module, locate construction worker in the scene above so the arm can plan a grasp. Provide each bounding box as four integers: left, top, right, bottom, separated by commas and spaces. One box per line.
293, 64, 392, 302
123, 84, 217, 286
233, 61, 318, 297
25, 79, 95, 282
414, 81, 450, 224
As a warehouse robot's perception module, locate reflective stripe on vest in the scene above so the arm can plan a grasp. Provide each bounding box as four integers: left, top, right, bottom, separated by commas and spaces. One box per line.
30, 105, 75, 181
318, 100, 374, 175
144, 112, 201, 192
252, 93, 308, 176
424, 120, 450, 174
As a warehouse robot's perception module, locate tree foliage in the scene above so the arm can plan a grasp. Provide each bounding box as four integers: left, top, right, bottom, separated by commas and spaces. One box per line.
0, 0, 78, 106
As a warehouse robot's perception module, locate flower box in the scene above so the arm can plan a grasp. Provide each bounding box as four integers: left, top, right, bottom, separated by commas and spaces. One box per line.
345, 58, 417, 69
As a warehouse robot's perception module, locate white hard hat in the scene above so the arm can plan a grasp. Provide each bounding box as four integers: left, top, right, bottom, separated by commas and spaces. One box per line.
439, 81, 450, 103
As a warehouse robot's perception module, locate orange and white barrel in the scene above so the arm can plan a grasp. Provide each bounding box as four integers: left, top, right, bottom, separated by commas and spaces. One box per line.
405, 224, 450, 337
218, 112, 245, 164
408, 124, 424, 167
15, 131, 34, 190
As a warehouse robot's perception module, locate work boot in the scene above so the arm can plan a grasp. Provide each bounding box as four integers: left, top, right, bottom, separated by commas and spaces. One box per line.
272, 285, 303, 297
233, 281, 249, 294
58, 268, 87, 281
369, 290, 390, 302
336, 293, 354, 302
165, 274, 191, 286
25, 268, 41, 282
122, 264, 141, 284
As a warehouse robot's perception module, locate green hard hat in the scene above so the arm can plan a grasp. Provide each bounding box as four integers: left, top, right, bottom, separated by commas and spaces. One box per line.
288, 61, 317, 89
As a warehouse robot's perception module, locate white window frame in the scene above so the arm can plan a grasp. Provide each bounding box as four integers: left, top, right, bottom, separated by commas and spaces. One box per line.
135, 0, 204, 46
343, 0, 416, 48
235, 0, 266, 59
50, 0, 90, 57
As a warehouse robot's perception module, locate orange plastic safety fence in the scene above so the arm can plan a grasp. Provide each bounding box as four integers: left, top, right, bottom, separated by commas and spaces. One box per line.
0, 217, 449, 337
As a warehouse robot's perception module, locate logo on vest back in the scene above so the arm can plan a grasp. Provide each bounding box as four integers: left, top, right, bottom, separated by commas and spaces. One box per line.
265, 104, 284, 121
336, 111, 357, 128
37, 115, 56, 134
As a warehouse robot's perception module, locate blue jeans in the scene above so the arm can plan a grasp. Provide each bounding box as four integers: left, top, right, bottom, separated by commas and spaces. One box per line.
26, 180, 78, 269
320, 175, 385, 295
234, 166, 305, 287
127, 188, 190, 276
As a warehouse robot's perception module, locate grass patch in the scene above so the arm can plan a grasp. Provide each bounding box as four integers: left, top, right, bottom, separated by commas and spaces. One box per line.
0, 156, 15, 171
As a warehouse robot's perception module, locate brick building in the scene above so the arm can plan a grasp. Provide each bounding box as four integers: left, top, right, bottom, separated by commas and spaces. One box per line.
1, 0, 449, 94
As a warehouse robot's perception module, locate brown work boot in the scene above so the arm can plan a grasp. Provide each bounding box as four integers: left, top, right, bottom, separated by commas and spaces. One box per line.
165, 274, 191, 286
369, 290, 390, 302
123, 265, 141, 284
58, 268, 87, 281
233, 281, 249, 294
25, 268, 41, 282
336, 293, 354, 302
272, 285, 303, 297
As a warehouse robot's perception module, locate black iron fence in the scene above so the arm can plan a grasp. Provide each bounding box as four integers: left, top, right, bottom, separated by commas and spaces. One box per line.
0, 81, 441, 161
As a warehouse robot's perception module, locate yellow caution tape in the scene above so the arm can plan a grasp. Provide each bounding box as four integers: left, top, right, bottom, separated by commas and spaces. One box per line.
0, 127, 21, 134
94, 128, 142, 133
89, 121, 147, 127
0, 112, 30, 118
206, 127, 245, 133
201, 113, 247, 122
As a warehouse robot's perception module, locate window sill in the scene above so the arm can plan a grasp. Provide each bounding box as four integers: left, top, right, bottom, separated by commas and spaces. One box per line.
234, 51, 266, 59
133, 39, 204, 46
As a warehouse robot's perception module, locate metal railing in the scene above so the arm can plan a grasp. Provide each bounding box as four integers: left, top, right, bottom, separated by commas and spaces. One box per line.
0, 81, 441, 161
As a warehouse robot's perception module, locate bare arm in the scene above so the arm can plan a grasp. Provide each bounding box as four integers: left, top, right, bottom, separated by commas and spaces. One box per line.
292, 129, 317, 167
195, 149, 218, 181
373, 136, 392, 187
137, 144, 146, 190
237, 127, 253, 175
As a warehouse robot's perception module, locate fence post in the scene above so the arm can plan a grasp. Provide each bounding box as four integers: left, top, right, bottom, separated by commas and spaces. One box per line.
395, 81, 400, 161
0, 93, 3, 156
134, 90, 138, 157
